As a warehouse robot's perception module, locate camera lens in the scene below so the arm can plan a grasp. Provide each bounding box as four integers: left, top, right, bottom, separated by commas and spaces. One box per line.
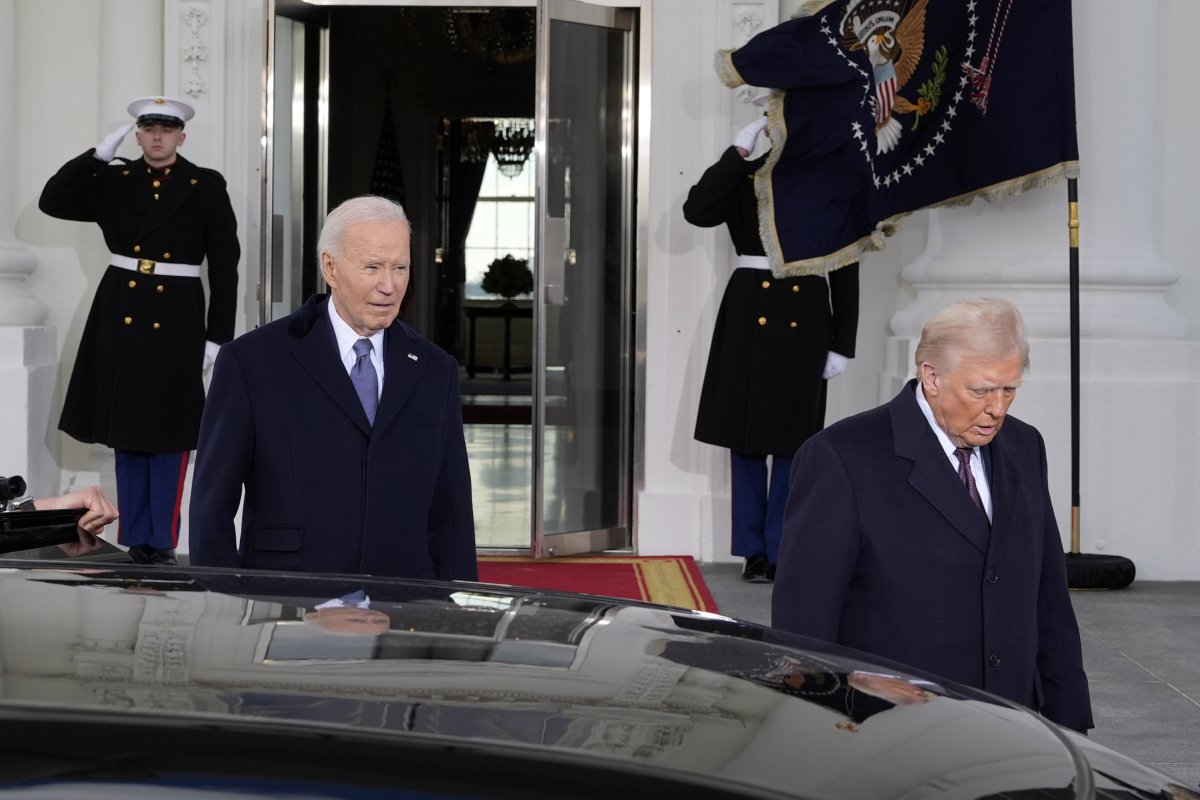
1, 475, 28, 503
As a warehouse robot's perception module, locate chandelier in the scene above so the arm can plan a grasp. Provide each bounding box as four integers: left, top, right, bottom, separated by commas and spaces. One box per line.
491, 119, 535, 178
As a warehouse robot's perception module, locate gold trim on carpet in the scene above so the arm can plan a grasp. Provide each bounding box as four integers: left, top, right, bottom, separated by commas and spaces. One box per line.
477, 555, 713, 610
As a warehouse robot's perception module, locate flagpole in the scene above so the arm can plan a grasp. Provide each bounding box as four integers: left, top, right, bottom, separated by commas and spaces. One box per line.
1064, 177, 1135, 589
1068, 178, 1081, 554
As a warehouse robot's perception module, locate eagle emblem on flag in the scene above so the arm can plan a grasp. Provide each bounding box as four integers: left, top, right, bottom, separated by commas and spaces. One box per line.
713, 0, 1079, 276
840, 0, 929, 153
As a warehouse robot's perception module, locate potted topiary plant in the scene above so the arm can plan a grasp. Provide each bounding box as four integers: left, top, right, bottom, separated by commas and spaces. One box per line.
481, 254, 533, 302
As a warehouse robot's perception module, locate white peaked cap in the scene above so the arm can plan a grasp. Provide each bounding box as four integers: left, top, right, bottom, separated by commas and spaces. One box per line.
127, 96, 195, 126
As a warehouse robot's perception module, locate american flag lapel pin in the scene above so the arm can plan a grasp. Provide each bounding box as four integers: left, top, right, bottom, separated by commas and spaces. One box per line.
407, 352, 419, 361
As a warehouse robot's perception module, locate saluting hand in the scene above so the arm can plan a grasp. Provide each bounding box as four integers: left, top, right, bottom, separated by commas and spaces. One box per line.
93, 122, 135, 163
733, 117, 768, 158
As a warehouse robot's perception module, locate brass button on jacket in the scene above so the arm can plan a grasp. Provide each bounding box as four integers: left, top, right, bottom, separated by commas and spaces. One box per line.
757, 316, 767, 326
123, 316, 133, 325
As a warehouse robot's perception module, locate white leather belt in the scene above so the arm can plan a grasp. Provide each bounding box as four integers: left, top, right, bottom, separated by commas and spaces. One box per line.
736, 255, 769, 269
109, 253, 201, 278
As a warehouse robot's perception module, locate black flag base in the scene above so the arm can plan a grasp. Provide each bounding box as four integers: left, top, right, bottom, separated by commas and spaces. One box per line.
1066, 552, 1136, 590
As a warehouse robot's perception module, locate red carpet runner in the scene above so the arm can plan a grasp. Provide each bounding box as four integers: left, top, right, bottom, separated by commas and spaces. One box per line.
477, 555, 719, 613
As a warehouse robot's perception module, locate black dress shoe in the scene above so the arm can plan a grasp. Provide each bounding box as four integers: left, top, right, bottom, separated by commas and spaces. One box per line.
742, 553, 771, 583
149, 548, 177, 565
766, 562, 776, 582
127, 544, 155, 564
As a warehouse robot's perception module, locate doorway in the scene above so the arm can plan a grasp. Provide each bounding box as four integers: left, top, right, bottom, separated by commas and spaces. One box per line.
264, 1, 637, 557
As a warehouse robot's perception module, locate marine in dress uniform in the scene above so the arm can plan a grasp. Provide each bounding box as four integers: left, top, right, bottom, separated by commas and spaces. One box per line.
39, 96, 240, 565
683, 109, 859, 583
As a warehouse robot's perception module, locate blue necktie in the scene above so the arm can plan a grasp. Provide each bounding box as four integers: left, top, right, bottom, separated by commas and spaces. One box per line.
351, 338, 378, 425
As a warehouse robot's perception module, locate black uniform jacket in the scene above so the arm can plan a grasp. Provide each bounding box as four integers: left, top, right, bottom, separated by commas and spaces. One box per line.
39, 151, 240, 453
683, 146, 859, 456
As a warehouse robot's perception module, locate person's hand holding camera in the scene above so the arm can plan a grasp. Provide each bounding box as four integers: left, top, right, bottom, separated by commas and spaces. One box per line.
35, 485, 118, 535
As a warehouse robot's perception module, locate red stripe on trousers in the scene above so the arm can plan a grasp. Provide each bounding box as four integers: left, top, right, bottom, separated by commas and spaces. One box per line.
170, 451, 190, 547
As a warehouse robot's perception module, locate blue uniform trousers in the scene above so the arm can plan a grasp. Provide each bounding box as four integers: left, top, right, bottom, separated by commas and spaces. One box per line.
115, 450, 189, 551
730, 451, 791, 565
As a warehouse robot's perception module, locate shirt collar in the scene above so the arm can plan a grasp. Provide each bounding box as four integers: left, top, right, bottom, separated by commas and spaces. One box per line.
915, 380, 974, 458
326, 297, 385, 363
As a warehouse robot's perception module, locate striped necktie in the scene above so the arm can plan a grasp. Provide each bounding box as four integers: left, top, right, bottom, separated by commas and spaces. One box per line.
954, 447, 988, 521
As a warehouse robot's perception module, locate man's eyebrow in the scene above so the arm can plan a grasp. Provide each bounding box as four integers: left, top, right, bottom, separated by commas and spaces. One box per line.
968, 381, 1024, 391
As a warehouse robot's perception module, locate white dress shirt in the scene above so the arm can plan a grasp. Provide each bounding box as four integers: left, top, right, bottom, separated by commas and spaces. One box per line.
915, 382, 993, 521
327, 299, 384, 400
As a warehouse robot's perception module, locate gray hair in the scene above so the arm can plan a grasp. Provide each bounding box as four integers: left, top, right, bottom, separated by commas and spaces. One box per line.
317, 195, 409, 261
914, 297, 1030, 376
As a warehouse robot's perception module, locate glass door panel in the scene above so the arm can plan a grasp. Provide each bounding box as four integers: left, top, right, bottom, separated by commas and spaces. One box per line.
264, 1, 327, 325
533, 0, 635, 556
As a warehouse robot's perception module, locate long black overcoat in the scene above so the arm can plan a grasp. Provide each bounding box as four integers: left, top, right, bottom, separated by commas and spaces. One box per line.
683, 146, 858, 457
189, 295, 478, 582
39, 151, 239, 453
772, 381, 1094, 732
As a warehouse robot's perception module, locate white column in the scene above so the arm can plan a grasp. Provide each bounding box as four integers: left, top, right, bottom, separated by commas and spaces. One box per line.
0, 0, 56, 493
0, 0, 48, 329
884, 0, 1200, 579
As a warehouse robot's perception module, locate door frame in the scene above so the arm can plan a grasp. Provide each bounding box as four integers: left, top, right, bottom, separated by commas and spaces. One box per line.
259, 0, 650, 557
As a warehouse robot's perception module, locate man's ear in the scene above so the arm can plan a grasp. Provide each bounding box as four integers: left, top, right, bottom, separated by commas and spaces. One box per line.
320, 252, 336, 287
178, 131, 186, 147
919, 362, 939, 396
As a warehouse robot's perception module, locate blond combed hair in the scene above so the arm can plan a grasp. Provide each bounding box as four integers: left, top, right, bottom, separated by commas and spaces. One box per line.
914, 297, 1030, 377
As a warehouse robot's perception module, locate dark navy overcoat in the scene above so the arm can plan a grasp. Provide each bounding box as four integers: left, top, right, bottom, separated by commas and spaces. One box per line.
189, 295, 477, 581
772, 380, 1093, 732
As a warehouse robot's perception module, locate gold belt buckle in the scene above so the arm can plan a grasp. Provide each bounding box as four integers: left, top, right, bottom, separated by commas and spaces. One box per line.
137, 259, 156, 274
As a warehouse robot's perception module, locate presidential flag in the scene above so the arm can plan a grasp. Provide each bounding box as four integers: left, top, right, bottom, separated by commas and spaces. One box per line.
718, 0, 1078, 276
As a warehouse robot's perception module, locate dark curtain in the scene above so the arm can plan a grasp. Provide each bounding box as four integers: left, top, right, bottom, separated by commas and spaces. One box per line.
370, 98, 411, 313
369, 101, 407, 207
438, 119, 492, 360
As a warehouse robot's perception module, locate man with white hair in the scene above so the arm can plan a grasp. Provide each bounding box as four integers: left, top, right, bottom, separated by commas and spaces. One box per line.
189, 195, 476, 581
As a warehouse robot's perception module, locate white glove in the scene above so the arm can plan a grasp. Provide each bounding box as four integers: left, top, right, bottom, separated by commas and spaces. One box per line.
93, 122, 135, 162
203, 340, 221, 371
733, 117, 768, 157
822, 351, 849, 380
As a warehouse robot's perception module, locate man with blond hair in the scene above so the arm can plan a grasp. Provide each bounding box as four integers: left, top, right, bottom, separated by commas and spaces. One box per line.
772, 297, 1092, 732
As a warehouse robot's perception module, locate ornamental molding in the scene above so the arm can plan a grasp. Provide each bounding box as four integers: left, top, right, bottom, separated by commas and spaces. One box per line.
728, 2, 776, 105
732, 3, 765, 45
180, 2, 210, 99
